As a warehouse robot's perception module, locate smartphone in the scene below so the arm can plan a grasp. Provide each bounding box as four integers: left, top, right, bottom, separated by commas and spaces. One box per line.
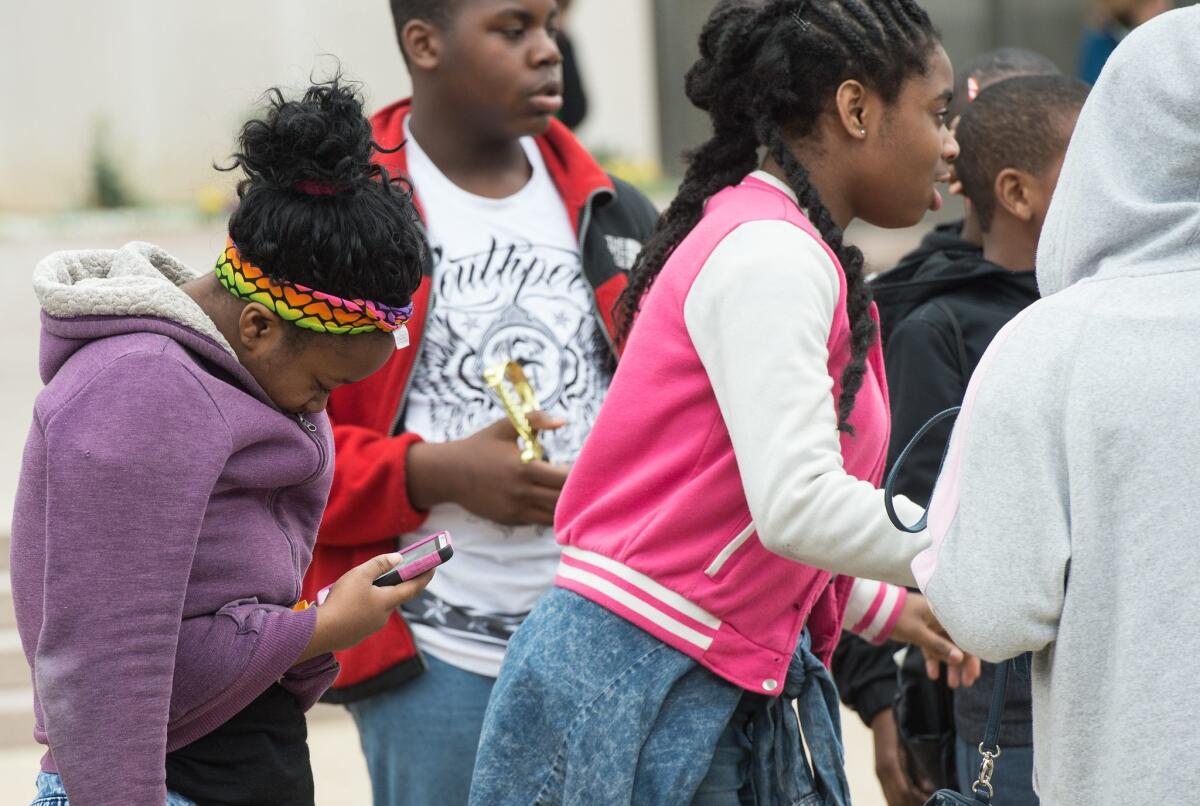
372, 531, 454, 587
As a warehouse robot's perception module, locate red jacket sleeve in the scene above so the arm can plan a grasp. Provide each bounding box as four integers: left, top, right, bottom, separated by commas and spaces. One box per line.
319, 424, 429, 547
317, 277, 433, 548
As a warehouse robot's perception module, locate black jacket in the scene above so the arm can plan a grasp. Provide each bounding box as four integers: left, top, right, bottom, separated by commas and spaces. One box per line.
835, 235, 1039, 746
874, 221, 979, 344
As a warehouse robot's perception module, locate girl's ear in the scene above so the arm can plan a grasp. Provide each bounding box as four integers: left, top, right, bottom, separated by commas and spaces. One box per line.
834, 79, 871, 140
237, 303, 287, 356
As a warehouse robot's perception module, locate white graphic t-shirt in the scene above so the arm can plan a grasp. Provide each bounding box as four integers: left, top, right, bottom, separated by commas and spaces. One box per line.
399, 119, 613, 677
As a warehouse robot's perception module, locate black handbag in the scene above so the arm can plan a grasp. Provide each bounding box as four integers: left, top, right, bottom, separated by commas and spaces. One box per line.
893, 645, 957, 790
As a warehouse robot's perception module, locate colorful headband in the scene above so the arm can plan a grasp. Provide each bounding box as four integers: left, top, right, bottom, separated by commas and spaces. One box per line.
214, 239, 412, 335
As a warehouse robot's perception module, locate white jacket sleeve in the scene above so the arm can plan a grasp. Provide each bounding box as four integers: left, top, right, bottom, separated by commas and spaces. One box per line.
683, 219, 929, 588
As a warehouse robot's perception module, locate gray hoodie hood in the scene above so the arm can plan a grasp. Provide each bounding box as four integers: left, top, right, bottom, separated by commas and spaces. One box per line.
1037, 5, 1200, 297
32, 241, 236, 381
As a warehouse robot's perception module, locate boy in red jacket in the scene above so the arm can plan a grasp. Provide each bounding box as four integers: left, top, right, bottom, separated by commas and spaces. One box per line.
301, 1, 657, 803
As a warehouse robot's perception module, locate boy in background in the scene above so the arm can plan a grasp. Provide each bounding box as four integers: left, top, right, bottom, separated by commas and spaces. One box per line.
1079, 0, 1172, 85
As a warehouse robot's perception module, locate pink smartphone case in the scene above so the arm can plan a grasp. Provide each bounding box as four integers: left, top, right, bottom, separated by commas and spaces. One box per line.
316, 531, 454, 605
391, 531, 454, 581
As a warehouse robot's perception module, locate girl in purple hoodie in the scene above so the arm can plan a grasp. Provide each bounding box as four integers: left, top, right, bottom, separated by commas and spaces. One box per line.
12, 77, 431, 805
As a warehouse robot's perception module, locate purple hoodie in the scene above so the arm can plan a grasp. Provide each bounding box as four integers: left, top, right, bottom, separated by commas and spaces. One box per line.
11, 242, 340, 804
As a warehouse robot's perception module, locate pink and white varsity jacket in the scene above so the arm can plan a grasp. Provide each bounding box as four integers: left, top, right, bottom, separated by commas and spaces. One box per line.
554, 172, 930, 695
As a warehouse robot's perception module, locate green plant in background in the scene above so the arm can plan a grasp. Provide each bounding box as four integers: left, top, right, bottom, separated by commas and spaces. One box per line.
90, 119, 134, 209
590, 145, 673, 206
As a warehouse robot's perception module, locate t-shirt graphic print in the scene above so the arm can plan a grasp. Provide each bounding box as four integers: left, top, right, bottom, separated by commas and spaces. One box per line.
409, 236, 609, 464
399, 120, 612, 677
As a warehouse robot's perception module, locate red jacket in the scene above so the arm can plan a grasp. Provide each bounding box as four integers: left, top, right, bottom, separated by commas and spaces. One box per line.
302, 99, 658, 701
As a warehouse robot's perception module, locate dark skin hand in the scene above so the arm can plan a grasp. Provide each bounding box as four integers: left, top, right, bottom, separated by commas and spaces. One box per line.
890, 593, 982, 688
299, 553, 435, 662
407, 411, 570, 526
871, 708, 934, 805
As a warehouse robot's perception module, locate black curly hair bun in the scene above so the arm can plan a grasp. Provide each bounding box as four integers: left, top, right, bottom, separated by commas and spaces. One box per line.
223, 72, 426, 312
233, 76, 377, 194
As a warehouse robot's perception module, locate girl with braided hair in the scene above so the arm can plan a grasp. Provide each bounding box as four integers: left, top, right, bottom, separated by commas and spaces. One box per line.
471, 2, 968, 803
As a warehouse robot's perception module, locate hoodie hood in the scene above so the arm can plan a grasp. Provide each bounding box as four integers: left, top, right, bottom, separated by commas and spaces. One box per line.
33, 241, 237, 384
871, 249, 1034, 344
1037, 6, 1200, 297
886, 219, 980, 280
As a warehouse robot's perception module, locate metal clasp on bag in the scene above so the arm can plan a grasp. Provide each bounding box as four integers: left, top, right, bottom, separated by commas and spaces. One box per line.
971, 743, 1002, 800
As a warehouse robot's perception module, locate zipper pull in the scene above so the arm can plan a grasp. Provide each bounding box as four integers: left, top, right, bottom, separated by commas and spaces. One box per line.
296, 414, 318, 433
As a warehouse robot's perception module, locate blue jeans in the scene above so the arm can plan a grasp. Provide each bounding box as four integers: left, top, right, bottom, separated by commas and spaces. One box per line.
32, 772, 196, 805
346, 652, 496, 806
955, 738, 1039, 806
470, 587, 846, 806
691, 694, 757, 806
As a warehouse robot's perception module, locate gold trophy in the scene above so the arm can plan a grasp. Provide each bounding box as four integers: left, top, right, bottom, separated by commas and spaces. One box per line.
483, 361, 544, 463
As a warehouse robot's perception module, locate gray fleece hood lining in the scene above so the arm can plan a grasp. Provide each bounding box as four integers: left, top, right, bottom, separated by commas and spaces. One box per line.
32, 241, 236, 357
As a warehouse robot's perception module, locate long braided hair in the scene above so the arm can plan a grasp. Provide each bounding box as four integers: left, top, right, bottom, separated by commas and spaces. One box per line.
617, 0, 939, 431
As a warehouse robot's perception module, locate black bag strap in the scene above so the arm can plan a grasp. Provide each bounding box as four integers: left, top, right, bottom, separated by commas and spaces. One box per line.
883, 406, 961, 533
886, 406, 1019, 805
968, 660, 1012, 804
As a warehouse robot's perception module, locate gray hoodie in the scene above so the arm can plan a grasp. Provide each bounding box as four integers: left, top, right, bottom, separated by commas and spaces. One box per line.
912, 7, 1200, 804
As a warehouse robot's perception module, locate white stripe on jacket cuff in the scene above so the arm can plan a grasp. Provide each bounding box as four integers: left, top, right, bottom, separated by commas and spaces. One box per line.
845, 578, 908, 644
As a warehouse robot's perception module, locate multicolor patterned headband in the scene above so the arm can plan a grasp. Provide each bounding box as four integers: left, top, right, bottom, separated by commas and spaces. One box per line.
214, 239, 412, 335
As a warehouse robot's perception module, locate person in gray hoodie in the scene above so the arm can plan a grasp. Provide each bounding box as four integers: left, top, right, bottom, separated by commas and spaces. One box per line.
12, 77, 432, 805
914, 6, 1200, 803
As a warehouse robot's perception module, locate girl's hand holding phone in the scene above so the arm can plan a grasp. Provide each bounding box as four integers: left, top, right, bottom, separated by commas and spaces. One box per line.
298, 553, 434, 662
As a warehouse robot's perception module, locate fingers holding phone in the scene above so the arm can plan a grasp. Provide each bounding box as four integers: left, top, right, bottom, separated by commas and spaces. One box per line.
299, 533, 453, 662
372, 532, 454, 587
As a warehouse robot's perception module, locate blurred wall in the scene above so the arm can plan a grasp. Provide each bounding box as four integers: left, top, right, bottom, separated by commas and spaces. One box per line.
0, 0, 658, 213
2, 0, 1171, 211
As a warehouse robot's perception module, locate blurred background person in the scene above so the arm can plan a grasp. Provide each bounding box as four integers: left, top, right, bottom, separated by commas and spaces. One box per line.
1077, 0, 1172, 84
556, 0, 590, 129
